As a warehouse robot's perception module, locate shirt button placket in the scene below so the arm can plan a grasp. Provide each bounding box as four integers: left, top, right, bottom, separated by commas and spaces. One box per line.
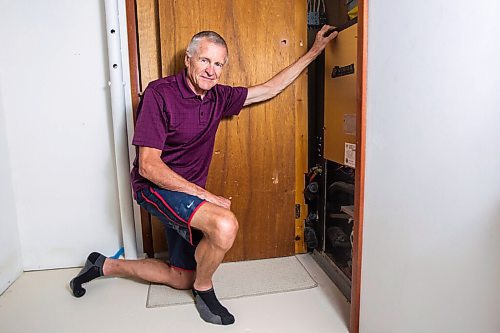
200, 100, 208, 124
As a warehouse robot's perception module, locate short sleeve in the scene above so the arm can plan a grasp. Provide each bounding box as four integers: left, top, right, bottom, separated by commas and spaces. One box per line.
132, 86, 168, 150
221, 86, 248, 117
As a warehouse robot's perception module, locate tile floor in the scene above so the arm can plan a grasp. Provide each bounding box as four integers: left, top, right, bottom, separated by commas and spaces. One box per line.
0, 254, 349, 333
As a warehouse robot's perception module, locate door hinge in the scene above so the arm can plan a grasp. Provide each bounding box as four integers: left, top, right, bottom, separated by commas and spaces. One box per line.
295, 204, 301, 219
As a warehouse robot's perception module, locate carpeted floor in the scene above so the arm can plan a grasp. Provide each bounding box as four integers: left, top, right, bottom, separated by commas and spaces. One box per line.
147, 255, 317, 308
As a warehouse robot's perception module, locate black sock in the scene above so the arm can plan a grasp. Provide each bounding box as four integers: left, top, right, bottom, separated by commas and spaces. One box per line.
70, 252, 106, 298
193, 288, 234, 325
192, 288, 235, 325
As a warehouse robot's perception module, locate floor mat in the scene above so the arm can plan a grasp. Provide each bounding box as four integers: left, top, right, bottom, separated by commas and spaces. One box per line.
146, 255, 317, 307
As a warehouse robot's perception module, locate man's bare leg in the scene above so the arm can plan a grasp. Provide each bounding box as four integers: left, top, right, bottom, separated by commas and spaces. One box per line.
70, 254, 195, 297
103, 257, 195, 289
188, 202, 239, 325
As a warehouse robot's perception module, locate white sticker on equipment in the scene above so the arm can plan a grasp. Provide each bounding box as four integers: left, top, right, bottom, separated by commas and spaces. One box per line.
345, 143, 356, 168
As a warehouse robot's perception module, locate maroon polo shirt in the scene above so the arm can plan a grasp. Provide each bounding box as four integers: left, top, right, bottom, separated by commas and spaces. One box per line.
130, 70, 248, 194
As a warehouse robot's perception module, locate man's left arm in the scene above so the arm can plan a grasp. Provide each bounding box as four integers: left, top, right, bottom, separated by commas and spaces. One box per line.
244, 25, 338, 107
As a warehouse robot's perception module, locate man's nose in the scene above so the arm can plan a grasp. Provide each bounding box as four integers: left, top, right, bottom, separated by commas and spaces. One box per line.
205, 65, 215, 76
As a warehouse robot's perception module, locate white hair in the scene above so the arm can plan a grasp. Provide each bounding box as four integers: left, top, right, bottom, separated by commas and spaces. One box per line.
186, 31, 228, 63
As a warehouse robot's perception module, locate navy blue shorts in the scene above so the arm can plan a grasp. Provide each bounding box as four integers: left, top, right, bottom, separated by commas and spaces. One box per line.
136, 186, 206, 271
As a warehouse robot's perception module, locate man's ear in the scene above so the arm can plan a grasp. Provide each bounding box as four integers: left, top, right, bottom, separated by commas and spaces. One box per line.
184, 52, 190, 67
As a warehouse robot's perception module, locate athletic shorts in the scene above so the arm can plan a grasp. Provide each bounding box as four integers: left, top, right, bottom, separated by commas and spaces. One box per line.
135, 186, 206, 271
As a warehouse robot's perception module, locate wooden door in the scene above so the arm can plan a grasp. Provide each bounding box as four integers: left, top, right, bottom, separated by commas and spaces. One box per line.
129, 0, 308, 261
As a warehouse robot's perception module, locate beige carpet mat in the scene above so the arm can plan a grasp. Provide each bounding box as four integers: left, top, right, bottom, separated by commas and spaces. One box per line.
146, 255, 317, 308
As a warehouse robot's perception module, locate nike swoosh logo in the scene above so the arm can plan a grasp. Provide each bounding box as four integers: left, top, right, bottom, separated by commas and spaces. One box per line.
187, 201, 194, 209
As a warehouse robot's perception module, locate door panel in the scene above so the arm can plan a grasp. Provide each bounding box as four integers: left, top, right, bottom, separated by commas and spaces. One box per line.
134, 0, 307, 261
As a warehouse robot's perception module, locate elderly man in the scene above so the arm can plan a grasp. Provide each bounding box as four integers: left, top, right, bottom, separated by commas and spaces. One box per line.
70, 25, 338, 325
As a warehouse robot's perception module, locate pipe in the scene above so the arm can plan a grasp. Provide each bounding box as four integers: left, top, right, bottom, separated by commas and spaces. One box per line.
104, 0, 137, 259
117, 0, 144, 256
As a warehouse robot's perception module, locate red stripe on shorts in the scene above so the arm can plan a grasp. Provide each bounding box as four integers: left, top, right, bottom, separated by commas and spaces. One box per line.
150, 187, 188, 223
140, 192, 183, 228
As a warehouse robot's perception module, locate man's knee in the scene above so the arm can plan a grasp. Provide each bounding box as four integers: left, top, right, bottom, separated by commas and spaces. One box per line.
212, 211, 239, 251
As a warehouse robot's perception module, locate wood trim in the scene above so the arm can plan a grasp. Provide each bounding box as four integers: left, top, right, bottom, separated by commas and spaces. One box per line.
351, 1, 368, 332
125, 0, 141, 116
294, 0, 308, 254
140, 207, 154, 257
136, 0, 161, 86
125, 0, 154, 258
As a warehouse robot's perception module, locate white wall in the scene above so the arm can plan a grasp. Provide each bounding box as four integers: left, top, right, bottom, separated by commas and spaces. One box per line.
0, 90, 23, 294
360, 1, 500, 332
0, 0, 123, 270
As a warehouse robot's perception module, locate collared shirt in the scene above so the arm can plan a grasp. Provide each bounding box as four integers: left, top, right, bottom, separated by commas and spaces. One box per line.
130, 70, 248, 194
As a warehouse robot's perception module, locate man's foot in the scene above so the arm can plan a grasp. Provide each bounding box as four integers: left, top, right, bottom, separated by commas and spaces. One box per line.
70, 252, 106, 297
192, 288, 235, 325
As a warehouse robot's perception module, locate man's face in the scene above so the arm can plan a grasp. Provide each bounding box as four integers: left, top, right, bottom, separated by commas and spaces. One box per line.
185, 39, 227, 96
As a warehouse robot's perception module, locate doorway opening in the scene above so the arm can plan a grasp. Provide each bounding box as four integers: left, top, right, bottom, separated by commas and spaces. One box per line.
305, 1, 366, 332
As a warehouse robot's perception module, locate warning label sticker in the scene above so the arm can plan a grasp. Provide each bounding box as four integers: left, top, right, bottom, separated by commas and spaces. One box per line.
345, 143, 356, 168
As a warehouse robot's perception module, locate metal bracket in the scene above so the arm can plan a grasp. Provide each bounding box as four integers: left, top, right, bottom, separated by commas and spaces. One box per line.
295, 204, 301, 219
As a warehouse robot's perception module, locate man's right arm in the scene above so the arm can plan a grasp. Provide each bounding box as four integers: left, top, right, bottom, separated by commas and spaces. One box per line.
243, 25, 338, 107
138, 146, 231, 209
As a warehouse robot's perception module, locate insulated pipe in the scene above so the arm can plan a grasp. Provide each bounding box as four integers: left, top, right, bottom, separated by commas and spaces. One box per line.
104, 0, 137, 259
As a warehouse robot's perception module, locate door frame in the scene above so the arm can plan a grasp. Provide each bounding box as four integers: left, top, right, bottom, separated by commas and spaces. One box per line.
351, 1, 367, 332
124, 0, 154, 258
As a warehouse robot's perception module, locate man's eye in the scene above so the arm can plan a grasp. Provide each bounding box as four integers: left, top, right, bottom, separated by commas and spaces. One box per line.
215, 63, 223, 68
200, 59, 208, 63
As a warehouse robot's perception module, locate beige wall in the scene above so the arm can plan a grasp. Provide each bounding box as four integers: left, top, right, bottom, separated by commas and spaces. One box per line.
360, 1, 500, 332
0, 89, 23, 294
0, 0, 123, 270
